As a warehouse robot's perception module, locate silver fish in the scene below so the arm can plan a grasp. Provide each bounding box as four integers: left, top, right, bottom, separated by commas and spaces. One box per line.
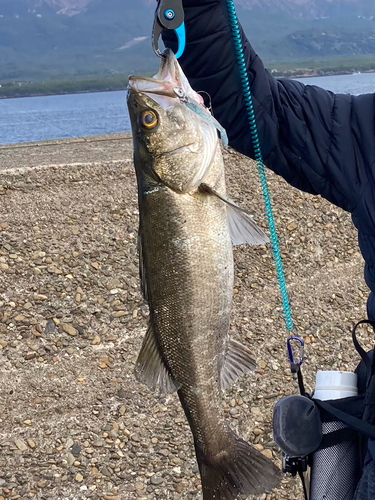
127, 50, 280, 500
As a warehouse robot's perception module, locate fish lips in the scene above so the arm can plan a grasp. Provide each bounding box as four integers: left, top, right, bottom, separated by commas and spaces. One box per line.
127, 49, 203, 109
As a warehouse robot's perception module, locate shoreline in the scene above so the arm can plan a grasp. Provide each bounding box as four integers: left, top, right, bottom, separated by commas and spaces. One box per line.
1, 70, 373, 100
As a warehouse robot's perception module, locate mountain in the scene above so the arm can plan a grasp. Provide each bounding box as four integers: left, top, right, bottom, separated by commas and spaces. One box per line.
0, 0, 373, 81
237, 0, 374, 18
2, 0, 373, 18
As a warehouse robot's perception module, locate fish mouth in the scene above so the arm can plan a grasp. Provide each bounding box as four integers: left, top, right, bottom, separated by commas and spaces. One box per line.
128, 49, 203, 108
128, 49, 180, 97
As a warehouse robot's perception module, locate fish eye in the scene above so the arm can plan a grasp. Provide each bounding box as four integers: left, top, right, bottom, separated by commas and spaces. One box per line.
140, 110, 158, 130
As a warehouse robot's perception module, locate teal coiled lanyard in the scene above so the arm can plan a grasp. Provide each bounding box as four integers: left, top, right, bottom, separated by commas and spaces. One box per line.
225, 0, 295, 336
155, 0, 299, 355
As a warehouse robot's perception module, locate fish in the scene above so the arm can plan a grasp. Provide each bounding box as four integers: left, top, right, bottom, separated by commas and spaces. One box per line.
127, 49, 281, 500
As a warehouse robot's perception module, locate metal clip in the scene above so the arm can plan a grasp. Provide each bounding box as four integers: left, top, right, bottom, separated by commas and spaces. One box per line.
152, 0, 186, 59
287, 335, 305, 368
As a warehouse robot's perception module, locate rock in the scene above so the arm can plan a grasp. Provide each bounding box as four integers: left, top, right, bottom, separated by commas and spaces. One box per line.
24, 353, 36, 360
14, 439, 28, 452
44, 319, 56, 334
34, 294, 48, 300
117, 388, 127, 399
71, 443, 81, 456
107, 279, 122, 290
257, 359, 267, 369
135, 482, 144, 491
27, 438, 36, 449
66, 453, 76, 466
112, 311, 126, 318
261, 449, 273, 459
91, 335, 101, 345
66, 438, 74, 449
101, 466, 112, 477
62, 323, 78, 336
75, 473, 84, 482
150, 476, 163, 486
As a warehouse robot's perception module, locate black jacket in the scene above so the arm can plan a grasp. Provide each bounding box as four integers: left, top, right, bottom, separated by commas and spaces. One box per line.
164, 0, 375, 321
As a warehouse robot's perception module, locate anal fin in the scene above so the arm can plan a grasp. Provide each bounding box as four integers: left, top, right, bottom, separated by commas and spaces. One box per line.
221, 337, 257, 390
199, 183, 269, 245
134, 323, 181, 394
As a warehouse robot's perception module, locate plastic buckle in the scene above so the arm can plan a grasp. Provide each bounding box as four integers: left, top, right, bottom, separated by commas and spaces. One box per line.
282, 454, 308, 477
152, 0, 186, 58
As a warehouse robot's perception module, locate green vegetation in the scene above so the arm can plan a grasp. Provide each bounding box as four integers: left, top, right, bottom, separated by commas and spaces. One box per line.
266, 55, 375, 77
0, 55, 373, 99
0, 74, 135, 98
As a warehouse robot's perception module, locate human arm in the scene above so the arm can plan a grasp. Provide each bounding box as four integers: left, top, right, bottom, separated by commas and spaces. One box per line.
163, 0, 374, 212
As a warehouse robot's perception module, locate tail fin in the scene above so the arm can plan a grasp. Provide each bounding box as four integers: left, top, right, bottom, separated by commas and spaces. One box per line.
196, 431, 281, 500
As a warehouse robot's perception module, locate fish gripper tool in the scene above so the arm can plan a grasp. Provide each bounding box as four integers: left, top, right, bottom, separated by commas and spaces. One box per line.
153, 0, 186, 58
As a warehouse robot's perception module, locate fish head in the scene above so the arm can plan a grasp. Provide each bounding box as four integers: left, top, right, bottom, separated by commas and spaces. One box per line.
127, 50, 219, 193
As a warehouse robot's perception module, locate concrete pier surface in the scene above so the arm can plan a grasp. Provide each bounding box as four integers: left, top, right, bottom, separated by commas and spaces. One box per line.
0, 134, 370, 499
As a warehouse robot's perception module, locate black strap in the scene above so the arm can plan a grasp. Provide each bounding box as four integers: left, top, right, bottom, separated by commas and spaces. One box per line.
291, 363, 309, 397
314, 399, 375, 440
318, 427, 358, 451
352, 320, 375, 384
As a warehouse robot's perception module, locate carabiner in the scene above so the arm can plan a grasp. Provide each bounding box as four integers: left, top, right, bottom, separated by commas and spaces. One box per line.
152, 0, 186, 59
287, 335, 305, 367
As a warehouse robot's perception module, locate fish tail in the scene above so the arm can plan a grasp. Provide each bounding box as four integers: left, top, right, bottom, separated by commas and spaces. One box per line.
195, 430, 280, 500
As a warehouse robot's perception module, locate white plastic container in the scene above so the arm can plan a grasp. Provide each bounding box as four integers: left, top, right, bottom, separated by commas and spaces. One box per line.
310, 370, 359, 500
313, 370, 358, 400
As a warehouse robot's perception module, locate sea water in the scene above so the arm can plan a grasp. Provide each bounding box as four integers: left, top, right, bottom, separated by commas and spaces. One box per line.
0, 72, 373, 145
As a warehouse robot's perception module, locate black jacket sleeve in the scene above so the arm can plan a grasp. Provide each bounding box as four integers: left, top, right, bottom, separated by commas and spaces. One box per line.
163, 0, 374, 214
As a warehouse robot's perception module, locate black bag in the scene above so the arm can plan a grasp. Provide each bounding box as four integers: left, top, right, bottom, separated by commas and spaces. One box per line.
273, 320, 375, 500
313, 320, 374, 500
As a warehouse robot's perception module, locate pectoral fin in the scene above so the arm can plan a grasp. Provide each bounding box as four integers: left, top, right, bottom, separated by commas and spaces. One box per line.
134, 323, 181, 394
221, 337, 257, 390
199, 183, 269, 245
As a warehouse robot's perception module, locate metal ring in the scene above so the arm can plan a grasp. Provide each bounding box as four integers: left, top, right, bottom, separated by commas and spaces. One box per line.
164, 9, 175, 20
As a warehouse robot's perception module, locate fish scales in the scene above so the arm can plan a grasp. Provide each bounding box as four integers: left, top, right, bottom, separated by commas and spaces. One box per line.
127, 50, 280, 500
139, 149, 233, 451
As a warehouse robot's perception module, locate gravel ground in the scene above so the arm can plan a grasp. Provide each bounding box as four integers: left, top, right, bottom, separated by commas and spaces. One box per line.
0, 133, 372, 500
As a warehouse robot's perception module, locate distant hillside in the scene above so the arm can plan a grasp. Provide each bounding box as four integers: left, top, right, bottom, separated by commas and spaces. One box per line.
1, 0, 373, 18
0, 0, 373, 81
